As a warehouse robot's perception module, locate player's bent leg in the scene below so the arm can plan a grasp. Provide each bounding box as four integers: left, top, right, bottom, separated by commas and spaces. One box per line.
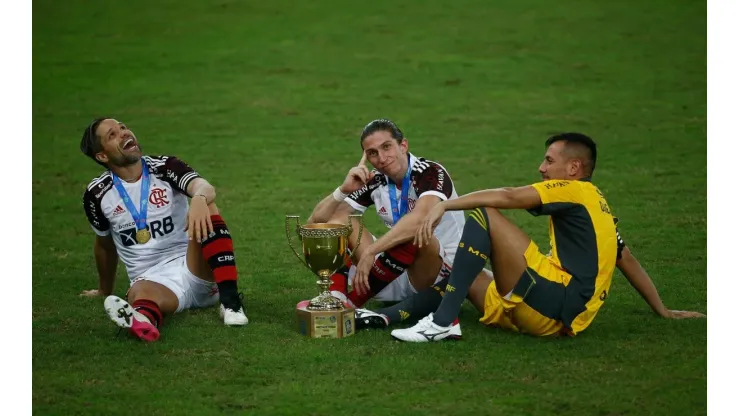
376, 269, 492, 335
185, 203, 247, 326
483, 207, 532, 296
406, 235, 444, 292
347, 239, 423, 307
327, 211, 374, 259
127, 280, 179, 314
104, 280, 177, 342
393, 207, 532, 341
466, 268, 494, 315
325, 212, 375, 299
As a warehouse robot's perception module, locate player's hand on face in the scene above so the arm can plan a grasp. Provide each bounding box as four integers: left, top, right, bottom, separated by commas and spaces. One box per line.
340, 153, 375, 194
414, 204, 446, 248
184, 196, 214, 243
353, 251, 375, 297
663, 309, 706, 319
79, 289, 103, 297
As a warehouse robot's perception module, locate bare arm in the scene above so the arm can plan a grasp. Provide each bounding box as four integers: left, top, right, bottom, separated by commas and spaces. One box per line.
308, 153, 374, 224
353, 195, 442, 295
308, 194, 354, 224
186, 177, 216, 204
415, 186, 542, 246
364, 195, 440, 257
441, 186, 542, 212
617, 246, 705, 319
81, 234, 118, 297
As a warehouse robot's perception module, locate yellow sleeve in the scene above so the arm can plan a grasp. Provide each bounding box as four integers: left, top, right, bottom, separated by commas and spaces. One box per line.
531, 180, 582, 204
528, 180, 583, 217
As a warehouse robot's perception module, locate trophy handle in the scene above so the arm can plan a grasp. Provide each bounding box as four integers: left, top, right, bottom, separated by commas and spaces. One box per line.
285, 215, 310, 270
346, 214, 365, 259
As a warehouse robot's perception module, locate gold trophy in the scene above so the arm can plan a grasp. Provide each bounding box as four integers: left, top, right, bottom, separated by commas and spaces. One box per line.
285, 215, 364, 338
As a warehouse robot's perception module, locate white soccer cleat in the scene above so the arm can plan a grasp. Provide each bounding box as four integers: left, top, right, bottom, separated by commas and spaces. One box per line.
390, 313, 462, 342
220, 304, 249, 326
104, 295, 160, 342
355, 308, 389, 330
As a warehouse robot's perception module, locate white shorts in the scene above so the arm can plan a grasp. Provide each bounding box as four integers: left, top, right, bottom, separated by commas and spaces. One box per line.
348, 242, 453, 302
132, 256, 220, 313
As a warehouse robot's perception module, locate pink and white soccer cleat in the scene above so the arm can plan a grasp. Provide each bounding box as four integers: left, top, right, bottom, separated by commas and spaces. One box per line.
104, 296, 160, 342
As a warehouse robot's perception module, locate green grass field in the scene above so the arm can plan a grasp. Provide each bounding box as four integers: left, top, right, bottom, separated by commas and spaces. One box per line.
32, 0, 707, 414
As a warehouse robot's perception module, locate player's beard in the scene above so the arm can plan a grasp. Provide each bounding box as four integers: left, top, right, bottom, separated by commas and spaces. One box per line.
108, 147, 142, 167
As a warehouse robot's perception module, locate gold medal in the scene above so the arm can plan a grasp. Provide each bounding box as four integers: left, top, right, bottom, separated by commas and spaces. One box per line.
136, 229, 151, 244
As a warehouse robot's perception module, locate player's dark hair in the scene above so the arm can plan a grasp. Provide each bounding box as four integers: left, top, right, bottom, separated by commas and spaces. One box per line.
360, 119, 404, 145
545, 132, 597, 175
80, 118, 109, 168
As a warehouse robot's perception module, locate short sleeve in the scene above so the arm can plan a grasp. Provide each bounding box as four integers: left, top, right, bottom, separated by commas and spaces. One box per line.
345, 172, 384, 213
148, 155, 201, 195
412, 160, 453, 201
83, 178, 112, 236
527, 180, 582, 217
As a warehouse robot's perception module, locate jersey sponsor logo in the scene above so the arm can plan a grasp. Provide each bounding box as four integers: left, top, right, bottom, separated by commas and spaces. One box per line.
117, 221, 136, 230
349, 185, 369, 200
119, 216, 175, 246
112, 205, 126, 217
88, 200, 103, 226
543, 181, 570, 190
94, 182, 113, 198
378, 206, 387, 214
149, 187, 169, 208
437, 169, 445, 192
165, 169, 178, 183
119, 228, 138, 246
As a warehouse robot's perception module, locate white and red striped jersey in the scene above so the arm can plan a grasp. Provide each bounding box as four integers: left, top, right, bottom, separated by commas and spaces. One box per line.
82, 155, 199, 281
345, 153, 465, 261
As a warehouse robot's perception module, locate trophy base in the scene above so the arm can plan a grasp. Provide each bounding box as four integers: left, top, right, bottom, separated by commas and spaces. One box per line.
296, 305, 355, 338
307, 292, 345, 311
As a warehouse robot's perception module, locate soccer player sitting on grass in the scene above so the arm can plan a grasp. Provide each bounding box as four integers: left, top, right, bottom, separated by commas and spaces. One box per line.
79, 118, 248, 342
361, 133, 705, 341
306, 119, 466, 322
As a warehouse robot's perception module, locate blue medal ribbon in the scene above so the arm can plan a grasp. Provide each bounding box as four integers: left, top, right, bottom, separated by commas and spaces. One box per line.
388, 156, 412, 224
111, 158, 150, 234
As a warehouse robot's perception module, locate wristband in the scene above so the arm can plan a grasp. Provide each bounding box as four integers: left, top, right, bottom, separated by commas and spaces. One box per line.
332, 187, 348, 202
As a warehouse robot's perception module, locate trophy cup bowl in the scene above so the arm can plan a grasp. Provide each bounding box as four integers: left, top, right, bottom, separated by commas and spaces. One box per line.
286, 215, 364, 338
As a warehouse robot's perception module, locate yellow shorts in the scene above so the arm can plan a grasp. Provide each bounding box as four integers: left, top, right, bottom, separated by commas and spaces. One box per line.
479, 241, 572, 337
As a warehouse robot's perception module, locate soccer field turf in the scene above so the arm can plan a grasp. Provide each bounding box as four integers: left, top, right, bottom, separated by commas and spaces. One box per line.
33, 0, 706, 414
